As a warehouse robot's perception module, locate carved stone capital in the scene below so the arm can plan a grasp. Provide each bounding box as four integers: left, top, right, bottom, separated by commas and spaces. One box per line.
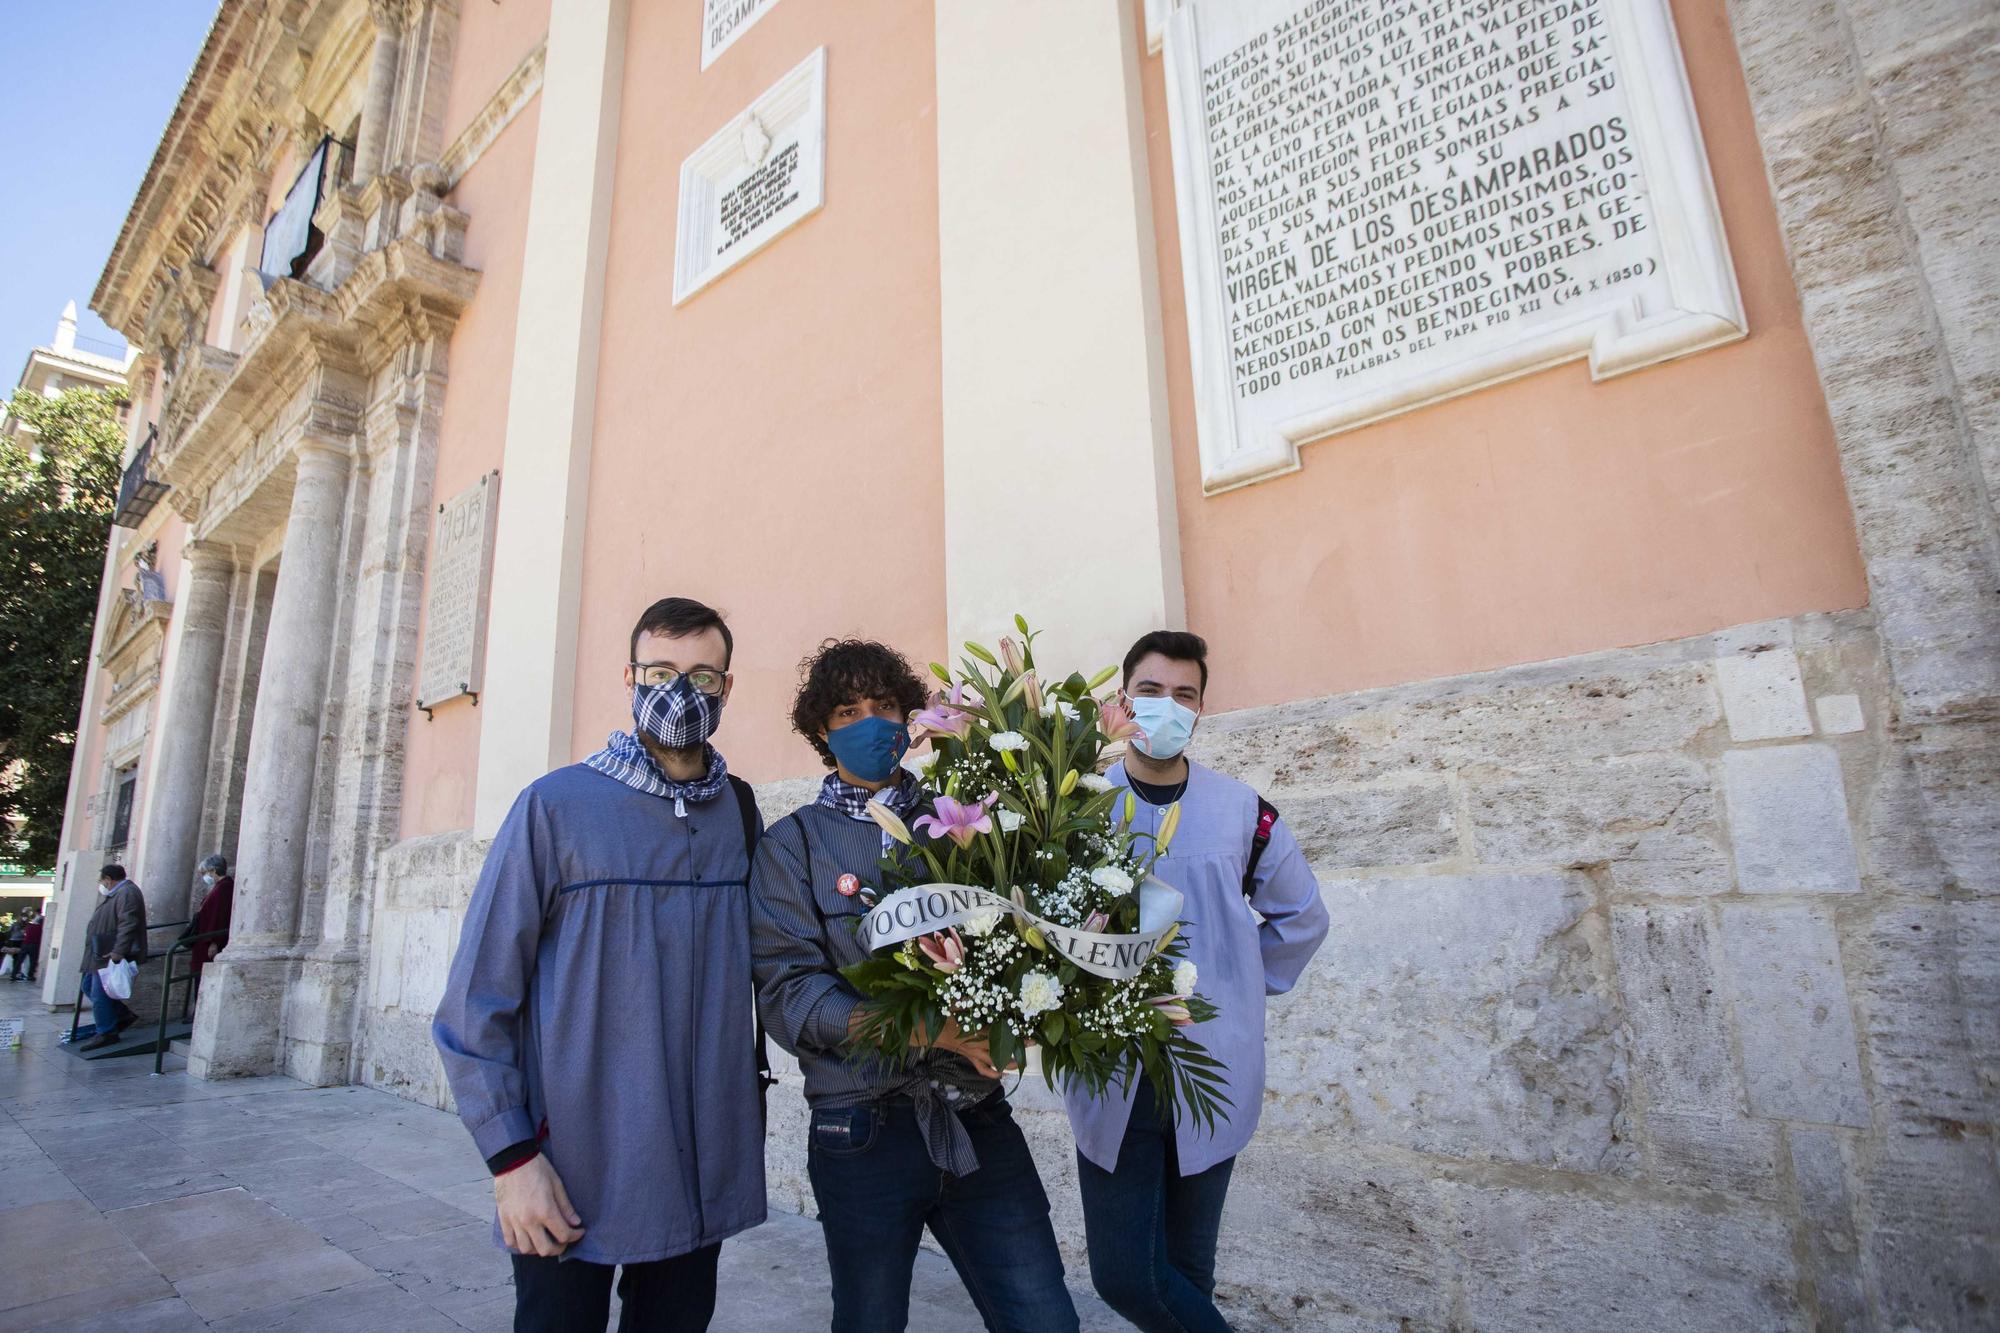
294, 437, 355, 481
181, 538, 238, 573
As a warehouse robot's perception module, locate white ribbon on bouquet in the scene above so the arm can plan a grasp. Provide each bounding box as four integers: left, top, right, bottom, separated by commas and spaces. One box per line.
859, 876, 1185, 981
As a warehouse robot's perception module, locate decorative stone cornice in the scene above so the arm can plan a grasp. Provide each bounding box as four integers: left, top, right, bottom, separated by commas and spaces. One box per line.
159, 344, 241, 473
94, 0, 261, 337
159, 227, 476, 517
98, 585, 173, 684
442, 36, 546, 190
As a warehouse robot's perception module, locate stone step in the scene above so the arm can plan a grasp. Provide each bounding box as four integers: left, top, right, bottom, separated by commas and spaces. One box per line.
63, 1020, 194, 1061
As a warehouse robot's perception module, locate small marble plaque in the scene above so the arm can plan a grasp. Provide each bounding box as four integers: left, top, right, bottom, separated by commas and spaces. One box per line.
417, 471, 499, 712
674, 47, 827, 304
702, 0, 783, 70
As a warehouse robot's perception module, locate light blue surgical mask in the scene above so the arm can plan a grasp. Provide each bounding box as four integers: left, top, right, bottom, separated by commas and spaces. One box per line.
1129, 695, 1198, 760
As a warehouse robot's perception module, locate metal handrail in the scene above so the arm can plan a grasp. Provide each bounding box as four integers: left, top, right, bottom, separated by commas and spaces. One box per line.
64, 917, 193, 1043
153, 928, 227, 1074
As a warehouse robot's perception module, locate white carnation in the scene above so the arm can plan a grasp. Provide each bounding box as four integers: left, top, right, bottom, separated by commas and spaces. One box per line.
996, 809, 1024, 833
1076, 773, 1114, 793
1089, 865, 1135, 894
1041, 697, 1080, 721
961, 905, 1003, 937
1173, 960, 1199, 996
1019, 970, 1064, 1020
988, 731, 1029, 752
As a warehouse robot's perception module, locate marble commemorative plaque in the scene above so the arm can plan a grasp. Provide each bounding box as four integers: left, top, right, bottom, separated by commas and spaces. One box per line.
702, 0, 783, 70
673, 47, 827, 304
1159, 0, 1747, 492
417, 471, 499, 713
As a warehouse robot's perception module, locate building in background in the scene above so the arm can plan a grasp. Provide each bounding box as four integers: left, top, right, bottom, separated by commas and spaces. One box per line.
50, 0, 1999, 1327
3, 303, 132, 987
0, 302, 133, 446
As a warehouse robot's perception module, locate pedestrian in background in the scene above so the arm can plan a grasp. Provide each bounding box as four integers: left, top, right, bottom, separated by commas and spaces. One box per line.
78, 866, 147, 1051
18, 911, 42, 983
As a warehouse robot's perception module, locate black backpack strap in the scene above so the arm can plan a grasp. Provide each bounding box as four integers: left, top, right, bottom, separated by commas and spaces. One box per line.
1242, 796, 1280, 903
727, 776, 781, 1118
726, 775, 760, 867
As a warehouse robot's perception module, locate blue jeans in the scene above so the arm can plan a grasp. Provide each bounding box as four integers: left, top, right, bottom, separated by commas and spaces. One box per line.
808, 1096, 1078, 1333
84, 971, 134, 1038
1076, 1081, 1236, 1333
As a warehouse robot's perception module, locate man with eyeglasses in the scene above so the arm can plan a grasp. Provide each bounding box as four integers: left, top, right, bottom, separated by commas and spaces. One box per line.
434, 597, 767, 1333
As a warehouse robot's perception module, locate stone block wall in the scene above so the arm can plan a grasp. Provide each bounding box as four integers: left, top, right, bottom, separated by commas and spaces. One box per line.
746, 609, 1995, 1331
358, 829, 488, 1109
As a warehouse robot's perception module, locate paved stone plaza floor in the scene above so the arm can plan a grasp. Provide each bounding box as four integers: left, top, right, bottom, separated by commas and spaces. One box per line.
0, 985, 1117, 1331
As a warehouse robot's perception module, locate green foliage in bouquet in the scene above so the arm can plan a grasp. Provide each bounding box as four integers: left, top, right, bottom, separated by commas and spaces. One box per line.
838, 617, 1230, 1132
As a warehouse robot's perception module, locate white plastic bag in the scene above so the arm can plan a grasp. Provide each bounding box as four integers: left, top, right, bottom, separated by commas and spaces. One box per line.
98, 959, 137, 1001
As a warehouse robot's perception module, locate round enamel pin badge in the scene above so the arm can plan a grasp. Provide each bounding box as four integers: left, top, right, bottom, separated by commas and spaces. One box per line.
836, 874, 861, 897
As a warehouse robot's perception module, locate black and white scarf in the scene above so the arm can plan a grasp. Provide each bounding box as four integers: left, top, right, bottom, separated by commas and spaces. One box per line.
584, 731, 729, 815
817, 770, 923, 822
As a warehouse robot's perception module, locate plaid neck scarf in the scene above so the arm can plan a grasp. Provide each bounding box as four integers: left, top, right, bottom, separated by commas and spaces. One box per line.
817, 770, 923, 822
584, 731, 730, 814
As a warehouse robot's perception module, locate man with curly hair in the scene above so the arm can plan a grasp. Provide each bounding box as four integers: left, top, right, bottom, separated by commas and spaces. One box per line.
750, 638, 1079, 1333
434, 597, 767, 1332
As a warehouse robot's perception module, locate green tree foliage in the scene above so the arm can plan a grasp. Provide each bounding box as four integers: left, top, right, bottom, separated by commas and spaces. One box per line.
0, 388, 124, 870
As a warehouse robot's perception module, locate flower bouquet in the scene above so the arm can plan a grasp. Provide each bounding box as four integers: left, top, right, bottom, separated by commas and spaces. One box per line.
839, 618, 1230, 1130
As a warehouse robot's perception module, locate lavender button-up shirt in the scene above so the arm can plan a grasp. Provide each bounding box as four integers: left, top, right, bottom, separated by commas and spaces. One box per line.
1063, 760, 1330, 1175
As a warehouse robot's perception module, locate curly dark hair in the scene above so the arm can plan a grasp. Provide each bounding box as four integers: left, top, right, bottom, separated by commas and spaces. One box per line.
791, 639, 930, 769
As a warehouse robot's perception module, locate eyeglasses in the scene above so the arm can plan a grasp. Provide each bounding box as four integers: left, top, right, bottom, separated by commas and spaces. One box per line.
631, 664, 727, 695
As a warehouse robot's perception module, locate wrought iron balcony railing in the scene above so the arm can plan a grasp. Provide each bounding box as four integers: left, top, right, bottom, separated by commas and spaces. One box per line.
112, 427, 171, 528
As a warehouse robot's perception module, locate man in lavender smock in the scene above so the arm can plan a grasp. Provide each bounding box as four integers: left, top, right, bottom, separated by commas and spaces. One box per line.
1065, 630, 1330, 1333
434, 597, 766, 1333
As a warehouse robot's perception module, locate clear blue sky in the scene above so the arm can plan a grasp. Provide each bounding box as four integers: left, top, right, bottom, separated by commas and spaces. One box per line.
0, 2, 217, 374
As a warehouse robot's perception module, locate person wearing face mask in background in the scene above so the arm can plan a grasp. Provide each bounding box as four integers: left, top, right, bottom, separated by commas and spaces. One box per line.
76, 865, 148, 1050
749, 638, 1080, 1333
433, 597, 767, 1333
1063, 630, 1330, 1333
179, 853, 234, 996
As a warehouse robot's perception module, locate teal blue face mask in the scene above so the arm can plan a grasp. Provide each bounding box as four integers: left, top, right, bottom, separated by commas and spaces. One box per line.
1130, 695, 1198, 760
825, 714, 910, 783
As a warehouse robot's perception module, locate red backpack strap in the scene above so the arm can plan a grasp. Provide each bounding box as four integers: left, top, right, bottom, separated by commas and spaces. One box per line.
1241, 796, 1280, 902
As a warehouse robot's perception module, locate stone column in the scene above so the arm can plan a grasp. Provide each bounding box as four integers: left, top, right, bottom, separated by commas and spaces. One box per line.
134, 541, 234, 922
188, 442, 352, 1079
351, 1, 405, 182
934, 0, 1184, 673
473, 0, 629, 836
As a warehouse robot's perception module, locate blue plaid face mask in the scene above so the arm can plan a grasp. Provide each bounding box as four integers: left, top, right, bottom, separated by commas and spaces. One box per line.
632, 676, 723, 750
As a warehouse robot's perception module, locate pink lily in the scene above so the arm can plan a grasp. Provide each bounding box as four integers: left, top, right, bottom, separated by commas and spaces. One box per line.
1081, 910, 1110, 934
1021, 671, 1044, 713
1147, 996, 1194, 1026
918, 928, 966, 973
1097, 696, 1143, 742
999, 636, 1026, 675
912, 702, 972, 738
913, 792, 996, 847
912, 684, 981, 738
